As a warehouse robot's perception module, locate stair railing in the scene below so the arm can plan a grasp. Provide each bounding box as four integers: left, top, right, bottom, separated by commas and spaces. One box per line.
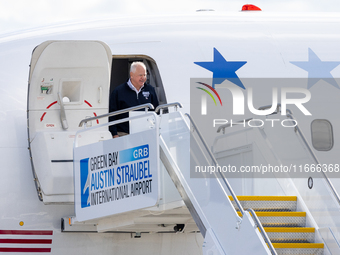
78, 103, 154, 127
246, 208, 278, 255
262, 104, 340, 207
215, 103, 340, 207
185, 113, 244, 216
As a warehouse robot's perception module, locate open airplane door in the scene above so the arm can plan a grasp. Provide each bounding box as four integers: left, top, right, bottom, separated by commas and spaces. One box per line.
28, 41, 112, 204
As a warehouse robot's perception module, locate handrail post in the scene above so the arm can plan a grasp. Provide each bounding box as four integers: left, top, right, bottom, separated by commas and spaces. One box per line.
155, 102, 183, 115
78, 103, 154, 127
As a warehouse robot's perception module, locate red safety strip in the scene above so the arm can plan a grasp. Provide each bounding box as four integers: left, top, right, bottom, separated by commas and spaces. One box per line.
0, 230, 53, 235
0, 239, 52, 244
0, 230, 53, 253
0, 247, 51, 253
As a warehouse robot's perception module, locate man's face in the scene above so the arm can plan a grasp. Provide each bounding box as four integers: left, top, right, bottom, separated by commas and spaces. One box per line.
130, 65, 147, 90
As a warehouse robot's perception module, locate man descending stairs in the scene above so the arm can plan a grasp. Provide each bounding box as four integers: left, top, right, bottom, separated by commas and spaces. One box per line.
230, 196, 324, 255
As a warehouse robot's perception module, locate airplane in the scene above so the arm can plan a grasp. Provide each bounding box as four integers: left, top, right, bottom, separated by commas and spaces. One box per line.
1, 5, 340, 254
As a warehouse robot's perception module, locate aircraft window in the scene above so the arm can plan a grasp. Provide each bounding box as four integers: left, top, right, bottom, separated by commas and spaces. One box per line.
110, 56, 167, 106
311, 119, 334, 151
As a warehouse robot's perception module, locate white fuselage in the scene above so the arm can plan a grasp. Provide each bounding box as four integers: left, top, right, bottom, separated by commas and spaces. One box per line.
1, 11, 340, 254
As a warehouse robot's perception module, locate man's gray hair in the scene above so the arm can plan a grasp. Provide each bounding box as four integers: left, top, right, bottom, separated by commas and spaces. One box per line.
130, 61, 146, 73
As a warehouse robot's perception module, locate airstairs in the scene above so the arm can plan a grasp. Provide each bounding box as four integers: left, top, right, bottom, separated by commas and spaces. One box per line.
62, 103, 340, 255
211, 105, 340, 255
27, 41, 339, 254
230, 195, 324, 255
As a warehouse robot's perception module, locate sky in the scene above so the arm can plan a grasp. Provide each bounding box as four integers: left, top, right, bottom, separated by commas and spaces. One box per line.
0, 0, 339, 34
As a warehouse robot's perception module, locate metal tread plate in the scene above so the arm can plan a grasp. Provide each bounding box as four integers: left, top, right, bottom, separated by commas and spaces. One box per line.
230, 196, 297, 212
238, 211, 306, 227
273, 243, 324, 255
264, 227, 315, 243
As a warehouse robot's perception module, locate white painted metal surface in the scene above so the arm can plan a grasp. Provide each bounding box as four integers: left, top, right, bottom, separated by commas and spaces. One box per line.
0, 11, 340, 254
159, 111, 271, 254
28, 41, 112, 203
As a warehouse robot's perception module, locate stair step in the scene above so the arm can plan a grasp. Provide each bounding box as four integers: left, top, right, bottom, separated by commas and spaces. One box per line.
230, 196, 297, 212
272, 243, 324, 255
231, 196, 324, 253
238, 211, 306, 227
264, 227, 315, 243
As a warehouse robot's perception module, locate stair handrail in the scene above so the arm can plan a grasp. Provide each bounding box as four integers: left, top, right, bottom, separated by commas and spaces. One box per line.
258, 103, 281, 113
246, 208, 277, 255
217, 118, 253, 134
78, 103, 154, 127
185, 113, 245, 216
286, 113, 340, 206
218, 103, 340, 207
155, 102, 182, 114
216, 105, 283, 134
261, 103, 340, 206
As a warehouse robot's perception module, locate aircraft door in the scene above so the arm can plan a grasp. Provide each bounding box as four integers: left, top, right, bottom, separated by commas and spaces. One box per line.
27, 41, 112, 203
